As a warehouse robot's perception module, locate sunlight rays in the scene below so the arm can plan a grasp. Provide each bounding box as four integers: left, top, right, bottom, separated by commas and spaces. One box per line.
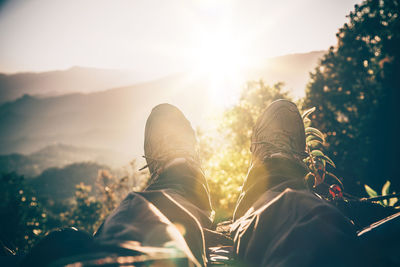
188, 30, 255, 109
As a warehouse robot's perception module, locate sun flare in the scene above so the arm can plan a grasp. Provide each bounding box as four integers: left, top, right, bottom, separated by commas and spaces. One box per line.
189, 32, 255, 108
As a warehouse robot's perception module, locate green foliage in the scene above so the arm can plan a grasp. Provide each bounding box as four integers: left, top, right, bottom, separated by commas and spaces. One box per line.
59, 183, 103, 234
95, 163, 149, 220
0, 160, 149, 253
365, 181, 398, 207
364, 184, 378, 198
302, 108, 342, 190
304, 0, 400, 194
381, 180, 391, 206
0, 173, 47, 253
199, 81, 291, 219
59, 161, 148, 234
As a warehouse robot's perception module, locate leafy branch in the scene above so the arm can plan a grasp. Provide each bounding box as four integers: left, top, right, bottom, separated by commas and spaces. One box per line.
302, 107, 343, 197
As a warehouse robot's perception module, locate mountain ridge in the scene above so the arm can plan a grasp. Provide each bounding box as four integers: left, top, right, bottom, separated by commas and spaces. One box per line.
0, 51, 326, 104
0, 50, 326, 162
0, 66, 139, 104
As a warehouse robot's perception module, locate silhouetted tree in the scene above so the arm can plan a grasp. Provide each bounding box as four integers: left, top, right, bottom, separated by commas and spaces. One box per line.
304, 0, 400, 195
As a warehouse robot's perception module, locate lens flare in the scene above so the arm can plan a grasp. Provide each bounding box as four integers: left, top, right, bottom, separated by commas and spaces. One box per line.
189, 31, 255, 108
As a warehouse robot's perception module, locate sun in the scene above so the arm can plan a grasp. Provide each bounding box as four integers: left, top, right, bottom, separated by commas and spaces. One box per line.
189, 32, 254, 108
194, 34, 245, 78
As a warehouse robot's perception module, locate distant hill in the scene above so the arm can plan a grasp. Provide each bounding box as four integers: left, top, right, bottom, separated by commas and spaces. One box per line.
0, 143, 128, 177
0, 51, 326, 160
28, 162, 111, 201
0, 73, 214, 160
0, 51, 325, 104
0, 66, 138, 104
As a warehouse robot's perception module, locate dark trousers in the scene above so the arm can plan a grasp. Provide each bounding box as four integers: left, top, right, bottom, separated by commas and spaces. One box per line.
94, 158, 359, 267
94, 161, 213, 266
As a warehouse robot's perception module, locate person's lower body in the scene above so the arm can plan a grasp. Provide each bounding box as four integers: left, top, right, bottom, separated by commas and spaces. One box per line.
22, 100, 361, 267
93, 100, 361, 267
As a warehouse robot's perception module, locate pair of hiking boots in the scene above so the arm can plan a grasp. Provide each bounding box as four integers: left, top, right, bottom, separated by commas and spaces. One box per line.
143, 99, 307, 189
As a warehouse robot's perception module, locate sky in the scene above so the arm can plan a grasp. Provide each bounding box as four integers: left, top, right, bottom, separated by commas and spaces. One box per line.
0, 0, 361, 79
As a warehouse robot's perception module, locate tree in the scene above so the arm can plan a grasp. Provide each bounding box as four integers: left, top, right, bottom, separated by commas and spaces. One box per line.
304, 0, 400, 195
199, 81, 291, 220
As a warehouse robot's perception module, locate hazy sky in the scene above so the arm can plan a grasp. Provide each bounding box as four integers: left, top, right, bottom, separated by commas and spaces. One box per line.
0, 0, 361, 78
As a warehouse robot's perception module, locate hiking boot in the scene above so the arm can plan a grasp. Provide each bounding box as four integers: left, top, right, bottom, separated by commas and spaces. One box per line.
250, 99, 307, 166
143, 103, 200, 184
233, 99, 307, 219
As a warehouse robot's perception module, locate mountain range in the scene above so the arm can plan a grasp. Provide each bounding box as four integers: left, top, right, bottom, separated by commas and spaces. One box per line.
0, 50, 326, 174
0, 66, 139, 104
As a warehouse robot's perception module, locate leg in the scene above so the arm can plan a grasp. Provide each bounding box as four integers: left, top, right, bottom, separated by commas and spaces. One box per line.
232, 100, 359, 266
95, 162, 212, 266
232, 161, 358, 267
95, 104, 213, 266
